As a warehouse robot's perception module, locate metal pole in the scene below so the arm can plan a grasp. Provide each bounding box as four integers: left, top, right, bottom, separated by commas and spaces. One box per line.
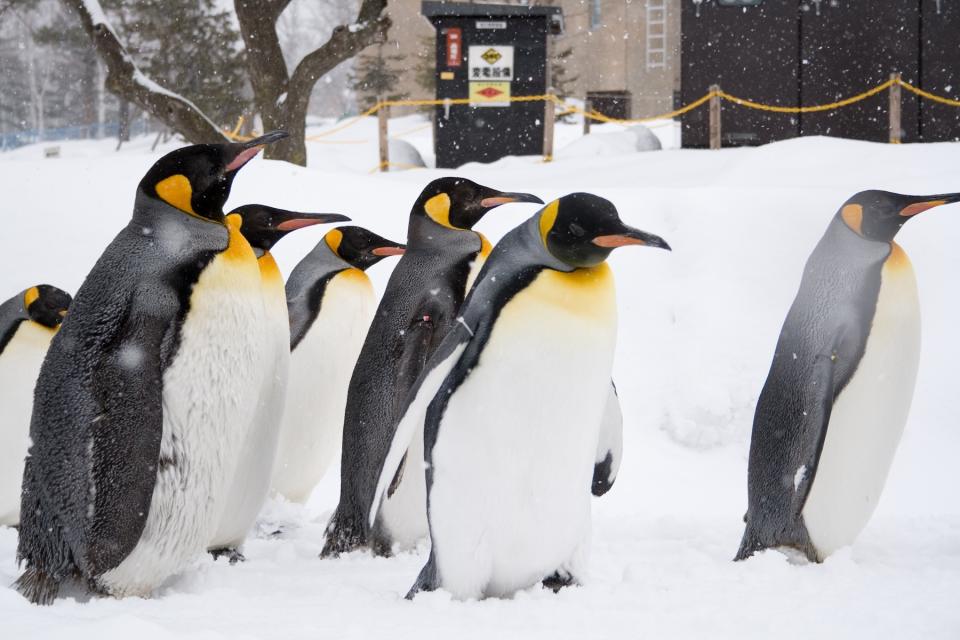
709, 84, 721, 150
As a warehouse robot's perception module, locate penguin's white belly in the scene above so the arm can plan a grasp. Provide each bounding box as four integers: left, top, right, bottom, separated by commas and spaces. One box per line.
803, 249, 920, 559
211, 275, 290, 549
377, 251, 490, 550
0, 322, 54, 526
272, 270, 374, 503
99, 249, 263, 596
428, 266, 617, 599
377, 417, 428, 551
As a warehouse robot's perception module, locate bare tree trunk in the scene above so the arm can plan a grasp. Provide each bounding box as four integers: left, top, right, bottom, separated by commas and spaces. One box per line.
61, 0, 227, 144
117, 99, 130, 148
235, 0, 390, 166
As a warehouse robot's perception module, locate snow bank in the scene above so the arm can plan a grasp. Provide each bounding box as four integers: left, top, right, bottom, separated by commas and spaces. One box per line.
1, 132, 959, 638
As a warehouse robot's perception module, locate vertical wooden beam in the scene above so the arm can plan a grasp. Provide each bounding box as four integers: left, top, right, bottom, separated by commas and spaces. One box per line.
889, 72, 902, 144
378, 98, 389, 172
543, 92, 555, 162
708, 84, 721, 150
583, 97, 592, 136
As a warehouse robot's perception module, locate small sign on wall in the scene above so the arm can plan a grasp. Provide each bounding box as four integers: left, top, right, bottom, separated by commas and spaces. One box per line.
469, 81, 511, 107
468, 45, 514, 81
446, 28, 462, 67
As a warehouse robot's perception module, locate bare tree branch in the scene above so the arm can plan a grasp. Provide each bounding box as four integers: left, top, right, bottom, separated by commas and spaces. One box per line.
235, 0, 389, 165
61, 0, 227, 144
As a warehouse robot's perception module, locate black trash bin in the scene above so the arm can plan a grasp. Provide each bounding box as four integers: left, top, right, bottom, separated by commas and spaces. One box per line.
422, 1, 564, 168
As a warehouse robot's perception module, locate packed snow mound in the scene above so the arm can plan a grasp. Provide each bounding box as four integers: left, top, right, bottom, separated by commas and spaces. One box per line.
559, 124, 662, 159
1, 129, 960, 638
387, 138, 427, 170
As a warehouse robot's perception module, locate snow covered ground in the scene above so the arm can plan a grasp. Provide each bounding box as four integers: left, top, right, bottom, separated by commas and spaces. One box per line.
2, 119, 959, 639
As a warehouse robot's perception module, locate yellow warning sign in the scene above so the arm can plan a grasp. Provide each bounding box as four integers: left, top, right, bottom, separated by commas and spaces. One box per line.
481, 48, 502, 65
469, 81, 511, 107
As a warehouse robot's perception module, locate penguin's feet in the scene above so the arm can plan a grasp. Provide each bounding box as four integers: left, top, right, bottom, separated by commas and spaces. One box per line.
541, 571, 576, 593
320, 521, 366, 558
209, 547, 246, 565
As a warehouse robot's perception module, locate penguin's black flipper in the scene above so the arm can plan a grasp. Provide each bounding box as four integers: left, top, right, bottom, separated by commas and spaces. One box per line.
592, 381, 623, 497
406, 549, 440, 599
19, 277, 178, 586
737, 315, 868, 563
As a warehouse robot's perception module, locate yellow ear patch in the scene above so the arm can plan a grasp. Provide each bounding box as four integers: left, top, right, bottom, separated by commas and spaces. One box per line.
424, 193, 454, 228
325, 228, 344, 256
155, 174, 197, 215
23, 287, 40, 309
538, 199, 561, 246
840, 204, 863, 236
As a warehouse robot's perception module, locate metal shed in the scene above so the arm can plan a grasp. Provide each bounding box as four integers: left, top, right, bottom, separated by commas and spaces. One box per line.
422, 1, 563, 168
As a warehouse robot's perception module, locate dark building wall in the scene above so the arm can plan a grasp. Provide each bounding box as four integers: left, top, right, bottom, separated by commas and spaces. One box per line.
920, 0, 960, 141
681, 0, 959, 147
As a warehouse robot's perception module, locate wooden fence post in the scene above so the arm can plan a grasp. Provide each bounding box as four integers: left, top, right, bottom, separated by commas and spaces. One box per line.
378, 97, 389, 172
889, 72, 902, 144
543, 91, 555, 162
709, 84, 721, 150
583, 97, 592, 135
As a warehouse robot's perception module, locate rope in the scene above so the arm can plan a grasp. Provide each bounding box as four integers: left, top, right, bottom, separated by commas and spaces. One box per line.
222, 77, 960, 149
898, 80, 960, 107
719, 79, 895, 113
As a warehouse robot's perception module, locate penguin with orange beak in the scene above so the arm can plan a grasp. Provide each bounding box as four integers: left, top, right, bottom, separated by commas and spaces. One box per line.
369, 192, 669, 599
272, 227, 406, 505
16, 132, 291, 603
209, 205, 350, 562
737, 190, 960, 563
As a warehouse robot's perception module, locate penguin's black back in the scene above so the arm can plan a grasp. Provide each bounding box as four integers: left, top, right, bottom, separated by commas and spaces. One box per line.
736, 214, 891, 561
18, 195, 227, 586
326, 218, 483, 552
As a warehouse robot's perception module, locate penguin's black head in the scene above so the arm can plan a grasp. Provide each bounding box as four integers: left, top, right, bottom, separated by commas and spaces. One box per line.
139, 131, 289, 222
324, 226, 406, 270
230, 204, 350, 254
537, 193, 671, 268
414, 177, 543, 230
839, 189, 960, 242
24, 284, 72, 328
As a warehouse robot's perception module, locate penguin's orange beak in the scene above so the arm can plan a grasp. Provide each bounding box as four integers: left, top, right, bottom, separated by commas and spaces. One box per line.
372, 246, 406, 256
900, 193, 960, 216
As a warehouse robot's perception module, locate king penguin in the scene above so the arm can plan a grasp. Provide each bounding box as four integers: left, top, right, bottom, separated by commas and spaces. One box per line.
370, 193, 670, 599
272, 226, 406, 505
16, 131, 288, 604
0, 285, 71, 527
736, 190, 960, 563
322, 178, 543, 558
208, 205, 349, 562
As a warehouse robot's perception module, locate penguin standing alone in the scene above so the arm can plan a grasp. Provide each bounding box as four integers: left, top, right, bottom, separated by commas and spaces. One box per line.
272, 226, 406, 505
370, 193, 670, 599
0, 285, 71, 527
16, 132, 288, 604
208, 205, 349, 562
736, 190, 960, 563
322, 178, 542, 557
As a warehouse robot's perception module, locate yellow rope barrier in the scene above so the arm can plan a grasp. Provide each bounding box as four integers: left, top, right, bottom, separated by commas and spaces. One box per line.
719, 79, 895, 113
898, 80, 960, 107
222, 77, 960, 151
